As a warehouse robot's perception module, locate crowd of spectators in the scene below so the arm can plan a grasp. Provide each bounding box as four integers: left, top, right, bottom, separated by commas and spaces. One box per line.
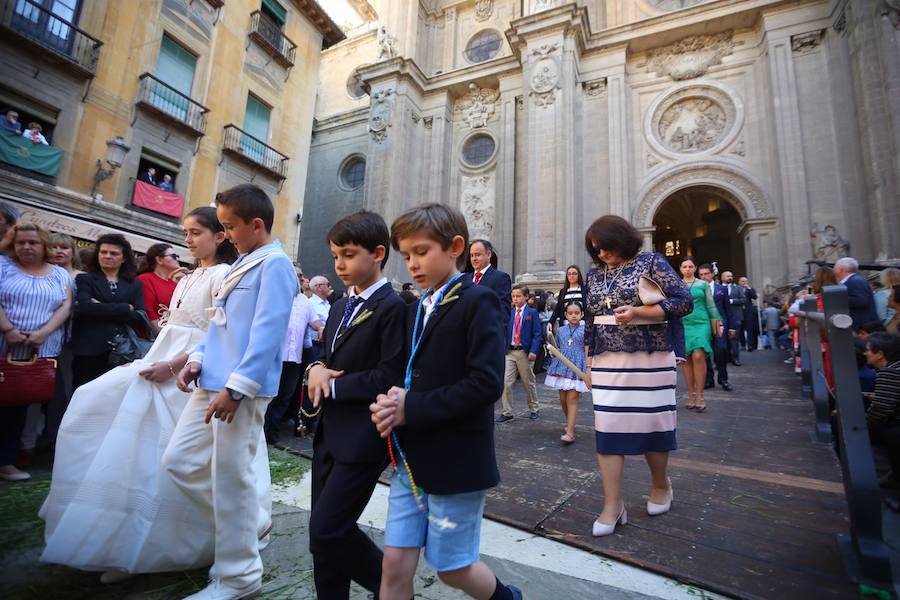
2, 109, 50, 145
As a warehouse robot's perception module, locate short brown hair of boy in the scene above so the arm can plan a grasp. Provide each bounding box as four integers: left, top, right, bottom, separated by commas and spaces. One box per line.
390, 203, 469, 270
327, 210, 391, 269
214, 183, 274, 233
512, 284, 530, 297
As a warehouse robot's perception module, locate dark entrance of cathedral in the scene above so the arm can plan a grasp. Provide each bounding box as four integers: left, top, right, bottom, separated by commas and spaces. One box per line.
652, 185, 746, 276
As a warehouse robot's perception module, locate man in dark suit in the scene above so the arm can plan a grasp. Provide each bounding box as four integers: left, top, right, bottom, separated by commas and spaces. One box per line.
738, 276, 760, 351
305, 211, 406, 600
720, 271, 746, 366
833, 257, 878, 331
137, 167, 157, 186
699, 264, 732, 391
466, 239, 512, 324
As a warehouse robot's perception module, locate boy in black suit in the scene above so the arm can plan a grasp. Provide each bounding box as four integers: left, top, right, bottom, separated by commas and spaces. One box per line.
306, 211, 406, 600
371, 204, 522, 600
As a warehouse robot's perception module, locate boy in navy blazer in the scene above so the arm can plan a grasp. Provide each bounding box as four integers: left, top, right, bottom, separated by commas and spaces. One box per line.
370, 204, 522, 600
168, 184, 297, 600
305, 211, 406, 600
497, 284, 543, 422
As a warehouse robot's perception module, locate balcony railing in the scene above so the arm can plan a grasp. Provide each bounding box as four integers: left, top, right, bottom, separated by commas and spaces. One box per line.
248, 10, 296, 68
135, 73, 209, 136
222, 124, 288, 180
0, 0, 102, 77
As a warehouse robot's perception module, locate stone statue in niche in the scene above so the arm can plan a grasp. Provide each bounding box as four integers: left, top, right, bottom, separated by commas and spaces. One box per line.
376, 26, 397, 61
456, 83, 499, 129
461, 174, 495, 241
810, 224, 850, 262
658, 97, 726, 152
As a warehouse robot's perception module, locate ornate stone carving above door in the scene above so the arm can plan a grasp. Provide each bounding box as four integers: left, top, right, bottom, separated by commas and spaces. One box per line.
645, 31, 734, 80
475, 0, 493, 21
455, 83, 500, 129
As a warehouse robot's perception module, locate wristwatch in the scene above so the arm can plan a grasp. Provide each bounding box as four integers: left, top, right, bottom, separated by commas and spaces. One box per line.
226, 388, 245, 402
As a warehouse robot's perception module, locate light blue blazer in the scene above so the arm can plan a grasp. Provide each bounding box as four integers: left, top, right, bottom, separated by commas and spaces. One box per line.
189, 242, 298, 398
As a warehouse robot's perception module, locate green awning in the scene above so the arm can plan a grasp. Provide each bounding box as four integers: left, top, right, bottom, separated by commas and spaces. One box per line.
0, 131, 63, 176
261, 0, 286, 24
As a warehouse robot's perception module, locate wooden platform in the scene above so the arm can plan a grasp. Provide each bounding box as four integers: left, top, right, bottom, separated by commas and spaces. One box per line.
281, 349, 856, 599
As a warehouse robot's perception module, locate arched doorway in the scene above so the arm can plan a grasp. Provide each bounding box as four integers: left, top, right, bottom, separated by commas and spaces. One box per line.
651, 185, 746, 275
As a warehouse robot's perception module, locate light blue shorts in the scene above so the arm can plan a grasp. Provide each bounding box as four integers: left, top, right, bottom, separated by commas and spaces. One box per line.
384, 470, 487, 572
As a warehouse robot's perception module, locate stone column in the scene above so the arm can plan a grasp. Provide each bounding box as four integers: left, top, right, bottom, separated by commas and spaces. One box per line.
765, 31, 812, 280
607, 67, 629, 218
442, 8, 457, 72
494, 90, 518, 273
425, 101, 452, 205
739, 218, 780, 293
518, 33, 576, 284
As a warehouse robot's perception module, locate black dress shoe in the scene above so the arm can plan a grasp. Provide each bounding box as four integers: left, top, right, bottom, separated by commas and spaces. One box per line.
720, 382, 733, 392
732, 360, 742, 366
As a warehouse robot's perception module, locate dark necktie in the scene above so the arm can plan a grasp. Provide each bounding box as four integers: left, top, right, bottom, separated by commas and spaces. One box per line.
338, 296, 363, 335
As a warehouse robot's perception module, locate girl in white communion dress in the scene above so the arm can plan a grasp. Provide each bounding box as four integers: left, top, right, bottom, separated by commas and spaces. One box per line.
40, 207, 272, 582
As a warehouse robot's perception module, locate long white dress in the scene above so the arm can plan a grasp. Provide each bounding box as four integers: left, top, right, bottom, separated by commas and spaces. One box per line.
39, 264, 273, 573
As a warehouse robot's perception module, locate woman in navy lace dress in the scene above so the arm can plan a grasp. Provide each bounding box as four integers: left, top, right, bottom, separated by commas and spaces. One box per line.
583, 216, 692, 537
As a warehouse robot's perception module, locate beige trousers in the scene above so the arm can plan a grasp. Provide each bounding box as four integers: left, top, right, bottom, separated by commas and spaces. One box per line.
162, 389, 270, 589
501, 349, 539, 415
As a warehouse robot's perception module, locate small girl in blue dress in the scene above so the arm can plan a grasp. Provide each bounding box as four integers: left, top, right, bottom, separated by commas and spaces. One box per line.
545, 301, 588, 444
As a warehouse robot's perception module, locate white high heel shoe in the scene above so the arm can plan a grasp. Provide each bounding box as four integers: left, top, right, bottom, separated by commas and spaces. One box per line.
647, 478, 673, 516
592, 503, 627, 537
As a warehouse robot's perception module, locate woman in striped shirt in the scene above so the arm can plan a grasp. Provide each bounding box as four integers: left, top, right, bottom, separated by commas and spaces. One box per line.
0, 223, 72, 481
549, 264, 586, 329
865, 332, 900, 487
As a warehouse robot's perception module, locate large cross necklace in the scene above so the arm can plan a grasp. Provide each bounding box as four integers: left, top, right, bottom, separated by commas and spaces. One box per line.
601, 262, 625, 310
174, 268, 205, 309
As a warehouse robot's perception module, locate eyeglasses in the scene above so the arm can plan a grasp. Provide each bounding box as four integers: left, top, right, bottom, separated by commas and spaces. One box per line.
167, 253, 179, 261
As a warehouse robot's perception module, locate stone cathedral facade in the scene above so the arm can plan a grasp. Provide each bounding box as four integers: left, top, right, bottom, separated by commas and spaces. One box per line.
300, 0, 900, 294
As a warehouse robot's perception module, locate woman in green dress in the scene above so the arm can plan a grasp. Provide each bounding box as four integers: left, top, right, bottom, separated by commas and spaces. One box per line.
679, 257, 722, 411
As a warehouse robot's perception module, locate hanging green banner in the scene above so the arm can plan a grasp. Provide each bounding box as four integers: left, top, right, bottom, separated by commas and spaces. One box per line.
0, 132, 63, 177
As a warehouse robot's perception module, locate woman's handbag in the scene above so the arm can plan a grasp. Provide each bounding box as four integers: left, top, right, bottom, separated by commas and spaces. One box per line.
107, 311, 156, 367
0, 352, 58, 406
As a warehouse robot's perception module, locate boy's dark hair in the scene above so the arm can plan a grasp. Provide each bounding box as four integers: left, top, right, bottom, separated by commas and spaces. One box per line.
214, 184, 274, 233
512, 284, 530, 297
867, 332, 900, 364
860, 321, 886, 335
327, 210, 391, 268
390, 203, 469, 270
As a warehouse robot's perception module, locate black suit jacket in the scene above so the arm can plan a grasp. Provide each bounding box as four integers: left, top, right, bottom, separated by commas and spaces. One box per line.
724, 283, 746, 328
466, 266, 511, 330
844, 274, 879, 330
712, 283, 731, 332
72, 271, 146, 356
398, 278, 505, 495
315, 282, 406, 463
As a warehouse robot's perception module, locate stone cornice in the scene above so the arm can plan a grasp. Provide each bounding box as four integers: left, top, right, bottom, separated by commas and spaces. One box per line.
355, 54, 521, 98
506, 4, 592, 60
292, 0, 346, 49
312, 107, 370, 134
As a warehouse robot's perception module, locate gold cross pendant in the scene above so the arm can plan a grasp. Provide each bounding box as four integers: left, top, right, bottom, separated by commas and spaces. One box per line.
605, 297, 612, 310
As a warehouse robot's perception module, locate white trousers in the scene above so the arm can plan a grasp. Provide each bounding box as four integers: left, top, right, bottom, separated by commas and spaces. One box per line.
163, 390, 271, 588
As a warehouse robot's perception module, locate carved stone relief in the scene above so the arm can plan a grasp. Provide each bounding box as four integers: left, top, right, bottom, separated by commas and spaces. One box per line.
791, 31, 823, 54
583, 79, 607, 98
810, 223, 850, 261
376, 26, 397, 61
648, 84, 739, 156
646, 31, 734, 80
533, 0, 559, 12
730, 139, 746, 157
647, 154, 662, 169
423, 116, 434, 129
475, 0, 493, 21
455, 83, 500, 129
461, 174, 495, 241
528, 43, 560, 108
368, 89, 395, 143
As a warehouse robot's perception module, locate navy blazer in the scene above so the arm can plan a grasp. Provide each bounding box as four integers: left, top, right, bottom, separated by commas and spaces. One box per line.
466, 266, 512, 324
72, 271, 146, 357
507, 305, 542, 355
712, 283, 731, 332
398, 278, 504, 495
844, 274, 878, 330
315, 282, 406, 463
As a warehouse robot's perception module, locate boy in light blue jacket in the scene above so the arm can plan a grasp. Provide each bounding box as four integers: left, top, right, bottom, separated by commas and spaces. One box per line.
165, 184, 297, 600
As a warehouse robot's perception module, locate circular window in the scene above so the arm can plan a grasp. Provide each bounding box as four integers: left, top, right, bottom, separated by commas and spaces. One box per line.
461, 134, 496, 167
339, 156, 366, 190
465, 30, 502, 64
346, 66, 369, 99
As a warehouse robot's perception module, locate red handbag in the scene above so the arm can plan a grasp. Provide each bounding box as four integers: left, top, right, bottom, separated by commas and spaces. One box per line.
0, 353, 57, 407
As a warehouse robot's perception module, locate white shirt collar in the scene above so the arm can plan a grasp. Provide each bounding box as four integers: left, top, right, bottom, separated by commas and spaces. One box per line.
839, 273, 852, 285
349, 277, 388, 302
476, 265, 492, 276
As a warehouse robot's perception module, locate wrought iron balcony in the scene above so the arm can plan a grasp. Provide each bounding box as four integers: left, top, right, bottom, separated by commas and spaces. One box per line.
222, 124, 288, 180
249, 10, 296, 68
136, 73, 209, 136
0, 0, 102, 77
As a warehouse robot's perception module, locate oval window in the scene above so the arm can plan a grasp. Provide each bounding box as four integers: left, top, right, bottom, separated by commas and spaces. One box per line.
462, 134, 496, 167
465, 30, 502, 63
340, 156, 366, 190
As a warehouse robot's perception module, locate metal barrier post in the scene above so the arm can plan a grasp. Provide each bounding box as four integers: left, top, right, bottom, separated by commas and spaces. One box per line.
799, 296, 833, 444
822, 285, 892, 586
